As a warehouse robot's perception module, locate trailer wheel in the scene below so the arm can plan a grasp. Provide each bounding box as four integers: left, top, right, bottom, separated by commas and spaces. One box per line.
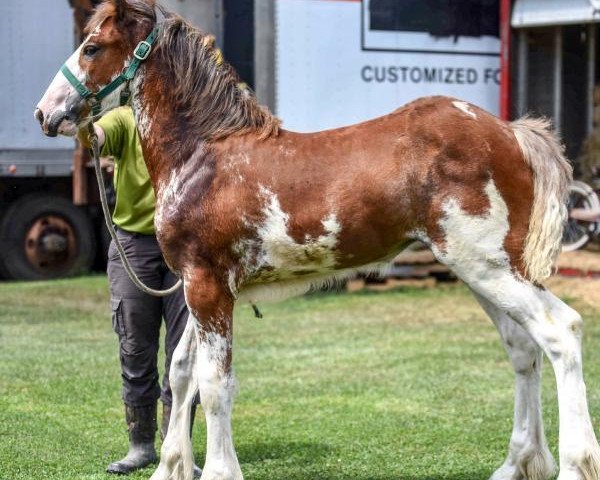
0, 195, 96, 280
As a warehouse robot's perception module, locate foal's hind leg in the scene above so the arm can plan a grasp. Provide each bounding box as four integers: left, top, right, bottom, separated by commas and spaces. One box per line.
150, 316, 198, 480
425, 180, 600, 480
526, 289, 600, 480
475, 294, 555, 480
464, 273, 600, 480
427, 180, 600, 480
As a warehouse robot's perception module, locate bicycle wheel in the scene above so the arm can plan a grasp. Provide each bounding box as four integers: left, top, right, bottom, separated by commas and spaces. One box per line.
562, 181, 600, 252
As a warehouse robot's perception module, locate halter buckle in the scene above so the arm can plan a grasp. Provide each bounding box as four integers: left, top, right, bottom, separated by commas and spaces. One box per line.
133, 41, 152, 61
89, 96, 101, 116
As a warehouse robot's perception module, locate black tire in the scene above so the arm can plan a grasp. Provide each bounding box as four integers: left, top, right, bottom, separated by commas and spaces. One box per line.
0, 194, 96, 280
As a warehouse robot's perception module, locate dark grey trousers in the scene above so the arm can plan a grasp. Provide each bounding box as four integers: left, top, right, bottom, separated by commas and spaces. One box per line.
107, 228, 190, 408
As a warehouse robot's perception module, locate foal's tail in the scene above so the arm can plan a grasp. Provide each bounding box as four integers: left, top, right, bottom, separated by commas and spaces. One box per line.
511, 118, 572, 283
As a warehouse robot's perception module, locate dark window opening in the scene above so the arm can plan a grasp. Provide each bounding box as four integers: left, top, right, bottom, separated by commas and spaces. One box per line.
525, 28, 555, 120
369, 0, 499, 39
562, 25, 589, 160
223, 0, 255, 90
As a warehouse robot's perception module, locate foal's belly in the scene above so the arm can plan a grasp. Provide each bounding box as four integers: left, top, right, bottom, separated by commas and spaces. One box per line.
235, 230, 408, 303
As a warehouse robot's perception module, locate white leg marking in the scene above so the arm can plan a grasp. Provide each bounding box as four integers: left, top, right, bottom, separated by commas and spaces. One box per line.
487, 282, 600, 480
194, 325, 242, 480
150, 317, 198, 480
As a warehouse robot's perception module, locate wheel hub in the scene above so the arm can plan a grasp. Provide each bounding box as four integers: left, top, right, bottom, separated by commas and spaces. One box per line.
24, 215, 76, 274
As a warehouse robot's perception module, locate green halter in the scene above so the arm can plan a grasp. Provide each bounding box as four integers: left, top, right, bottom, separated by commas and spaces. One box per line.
61, 27, 159, 117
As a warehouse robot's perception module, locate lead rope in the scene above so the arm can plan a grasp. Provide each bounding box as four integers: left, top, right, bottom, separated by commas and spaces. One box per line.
88, 123, 183, 297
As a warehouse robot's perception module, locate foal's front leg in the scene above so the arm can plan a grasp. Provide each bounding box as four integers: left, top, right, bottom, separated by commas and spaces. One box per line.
151, 315, 198, 480
186, 269, 243, 480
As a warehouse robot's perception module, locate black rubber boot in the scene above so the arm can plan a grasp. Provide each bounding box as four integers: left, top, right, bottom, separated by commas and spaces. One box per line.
106, 404, 158, 475
161, 403, 202, 478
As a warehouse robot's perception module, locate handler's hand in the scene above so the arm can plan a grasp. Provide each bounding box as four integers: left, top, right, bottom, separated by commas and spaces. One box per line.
77, 125, 105, 149
77, 127, 92, 148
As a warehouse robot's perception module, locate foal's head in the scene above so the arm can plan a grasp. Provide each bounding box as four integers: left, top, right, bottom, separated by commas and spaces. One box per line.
35, 0, 156, 137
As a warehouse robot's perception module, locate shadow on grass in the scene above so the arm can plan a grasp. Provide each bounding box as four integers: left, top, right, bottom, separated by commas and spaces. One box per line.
235, 439, 332, 463
249, 473, 493, 480
127, 462, 492, 480
222, 440, 492, 480
351, 475, 492, 480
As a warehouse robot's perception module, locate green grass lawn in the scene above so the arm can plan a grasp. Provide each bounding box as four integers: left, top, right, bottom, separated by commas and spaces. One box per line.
1, 276, 600, 480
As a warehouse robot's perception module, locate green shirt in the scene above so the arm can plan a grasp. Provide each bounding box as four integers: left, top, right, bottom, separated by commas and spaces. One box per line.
98, 107, 155, 235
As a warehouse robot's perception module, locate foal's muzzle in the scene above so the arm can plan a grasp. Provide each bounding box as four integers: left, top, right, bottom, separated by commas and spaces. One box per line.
34, 108, 44, 126
36, 108, 78, 138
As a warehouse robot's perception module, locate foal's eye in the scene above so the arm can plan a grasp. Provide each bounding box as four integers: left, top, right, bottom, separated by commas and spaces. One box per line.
83, 45, 100, 57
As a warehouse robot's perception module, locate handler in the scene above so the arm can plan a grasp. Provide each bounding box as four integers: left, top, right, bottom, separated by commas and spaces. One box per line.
80, 106, 201, 477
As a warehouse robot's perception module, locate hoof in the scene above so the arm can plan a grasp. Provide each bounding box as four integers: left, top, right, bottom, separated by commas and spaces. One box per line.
556, 444, 600, 480
489, 463, 522, 480
199, 466, 243, 480
557, 470, 584, 480
490, 448, 556, 480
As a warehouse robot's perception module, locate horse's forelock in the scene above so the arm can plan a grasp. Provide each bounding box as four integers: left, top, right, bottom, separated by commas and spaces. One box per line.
84, 0, 156, 36
84, 3, 113, 35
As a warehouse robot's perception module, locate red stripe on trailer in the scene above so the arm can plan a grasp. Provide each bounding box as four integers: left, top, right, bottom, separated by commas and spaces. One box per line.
500, 0, 511, 120
281, 0, 361, 2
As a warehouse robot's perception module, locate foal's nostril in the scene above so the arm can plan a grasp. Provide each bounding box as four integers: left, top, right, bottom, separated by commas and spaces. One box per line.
34, 108, 44, 126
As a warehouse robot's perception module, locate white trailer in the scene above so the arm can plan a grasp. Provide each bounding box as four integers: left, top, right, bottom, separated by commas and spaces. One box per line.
0, 0, 223, 280
0, 0, 96, 280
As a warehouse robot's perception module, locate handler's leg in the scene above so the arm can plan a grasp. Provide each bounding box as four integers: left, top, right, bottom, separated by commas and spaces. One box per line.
106, 231, 164, 474
475, 293, 555, 480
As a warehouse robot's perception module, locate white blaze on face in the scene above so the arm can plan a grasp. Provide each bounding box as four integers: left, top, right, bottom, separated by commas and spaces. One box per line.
36, 43, 86, 135
90, 25, 102, 37
452, 100, 477, 119
36, 23, 129, 136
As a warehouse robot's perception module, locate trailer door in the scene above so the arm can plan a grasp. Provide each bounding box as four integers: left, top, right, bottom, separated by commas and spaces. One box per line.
0, 0, 74, 151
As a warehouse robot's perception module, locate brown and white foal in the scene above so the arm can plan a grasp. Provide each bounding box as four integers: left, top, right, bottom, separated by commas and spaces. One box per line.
35, 1, 600, 479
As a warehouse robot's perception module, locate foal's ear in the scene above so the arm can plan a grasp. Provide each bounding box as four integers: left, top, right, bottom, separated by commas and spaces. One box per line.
112, 0, 129, 21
